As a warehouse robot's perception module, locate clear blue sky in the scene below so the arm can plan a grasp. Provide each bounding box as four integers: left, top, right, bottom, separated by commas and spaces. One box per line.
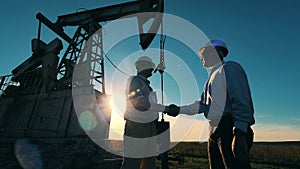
1, 0, 300, 141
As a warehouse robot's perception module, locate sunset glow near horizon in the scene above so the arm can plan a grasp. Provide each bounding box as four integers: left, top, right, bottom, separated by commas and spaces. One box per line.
1, 0, 300, 142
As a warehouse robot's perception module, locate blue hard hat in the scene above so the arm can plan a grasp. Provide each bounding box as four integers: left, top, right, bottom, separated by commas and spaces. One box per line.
203, 39, 229, 58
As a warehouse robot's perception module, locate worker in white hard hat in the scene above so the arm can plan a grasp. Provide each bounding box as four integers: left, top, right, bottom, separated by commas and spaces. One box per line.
120, 56, 173, 169
165, 39, 255, 169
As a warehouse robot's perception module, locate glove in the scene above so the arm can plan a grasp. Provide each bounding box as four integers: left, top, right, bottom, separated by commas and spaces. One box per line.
199, 102, 209, 113
163, 104, 180, 117
232, 128, 250, 163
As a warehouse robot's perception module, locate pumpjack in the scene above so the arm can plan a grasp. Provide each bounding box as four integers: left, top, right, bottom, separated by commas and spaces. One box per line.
0, 0, 163, 138
0, 0, 171, 168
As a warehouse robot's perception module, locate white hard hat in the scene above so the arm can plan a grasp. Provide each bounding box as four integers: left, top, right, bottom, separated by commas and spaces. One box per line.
135, 56, 156, 72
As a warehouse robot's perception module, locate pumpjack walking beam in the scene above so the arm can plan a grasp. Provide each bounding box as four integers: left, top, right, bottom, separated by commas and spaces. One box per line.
36, 0, 164, 48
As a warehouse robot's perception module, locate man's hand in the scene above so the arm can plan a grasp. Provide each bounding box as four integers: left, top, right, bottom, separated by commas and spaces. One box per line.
232, 128, 250, 163
164, 104, 180, 117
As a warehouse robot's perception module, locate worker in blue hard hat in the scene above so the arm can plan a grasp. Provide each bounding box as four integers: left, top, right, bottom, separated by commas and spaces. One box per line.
165, 39, 255, 169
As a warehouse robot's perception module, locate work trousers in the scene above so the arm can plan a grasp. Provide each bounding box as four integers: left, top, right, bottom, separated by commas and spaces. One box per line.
208, 116, 254, 169
120, 120, 157, 169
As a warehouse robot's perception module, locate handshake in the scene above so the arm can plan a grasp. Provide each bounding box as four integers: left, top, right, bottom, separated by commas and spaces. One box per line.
163, 104, 180, 117
162, 101, 209, 117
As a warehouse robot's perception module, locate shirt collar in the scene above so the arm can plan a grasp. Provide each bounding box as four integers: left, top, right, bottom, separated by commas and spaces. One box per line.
137, 74, 150, 84
209, 61, 225, 75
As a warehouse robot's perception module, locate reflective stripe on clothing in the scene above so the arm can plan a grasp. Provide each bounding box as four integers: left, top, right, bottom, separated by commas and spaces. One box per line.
124, 75, 159, 123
